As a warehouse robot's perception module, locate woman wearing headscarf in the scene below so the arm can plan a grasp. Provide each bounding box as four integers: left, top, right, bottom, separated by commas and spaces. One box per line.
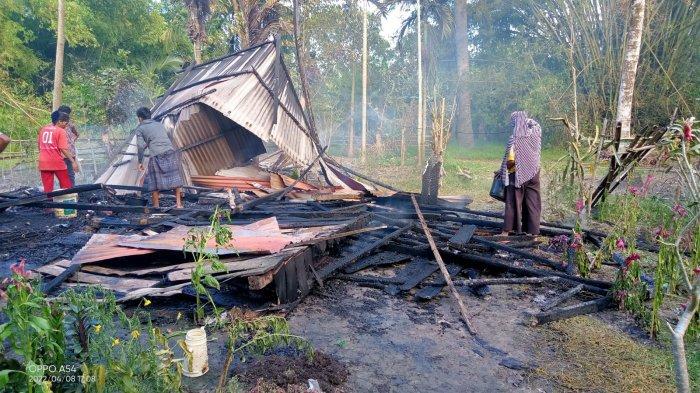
500, 111, 542, 235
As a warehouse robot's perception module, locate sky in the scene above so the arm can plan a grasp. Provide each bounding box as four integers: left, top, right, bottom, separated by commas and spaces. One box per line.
380, 6, 411, 45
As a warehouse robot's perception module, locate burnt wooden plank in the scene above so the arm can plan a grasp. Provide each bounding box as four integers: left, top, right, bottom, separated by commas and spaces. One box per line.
415, 264, 463, 300
472, 236, 566, 271
0, 184, 103, 209
317, 224, 413, 279
398, 258, 438, 291
36, 264, 158, 292
284, 258, 299, 303
334, 274, 404, 285
343, 251, 411, 273
296, 250, 311, 297
385, 243, 611, 295
448, 225, 476, 245
275, 264, 288, 304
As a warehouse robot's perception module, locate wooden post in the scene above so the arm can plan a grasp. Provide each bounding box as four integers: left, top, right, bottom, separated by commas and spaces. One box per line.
411, 195, 476, 335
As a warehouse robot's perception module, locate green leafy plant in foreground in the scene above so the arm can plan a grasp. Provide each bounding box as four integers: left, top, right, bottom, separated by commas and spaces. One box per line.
62, 288, 185, 393
216, 314, 313, 392
0, 260, 64, 393
184, 206, 234, 324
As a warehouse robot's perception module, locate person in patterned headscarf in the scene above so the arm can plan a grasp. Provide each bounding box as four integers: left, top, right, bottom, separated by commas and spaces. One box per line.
499, 111, 542, 235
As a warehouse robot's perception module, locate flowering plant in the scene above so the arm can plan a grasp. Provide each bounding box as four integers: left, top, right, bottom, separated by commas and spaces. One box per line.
0, 260, 65, 392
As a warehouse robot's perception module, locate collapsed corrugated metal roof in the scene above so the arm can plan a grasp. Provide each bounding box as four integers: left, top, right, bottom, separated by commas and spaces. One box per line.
98, 39, 330, 188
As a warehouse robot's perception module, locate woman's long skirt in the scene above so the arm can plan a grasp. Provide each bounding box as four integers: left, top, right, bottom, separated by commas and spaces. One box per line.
503, 171, 541, 235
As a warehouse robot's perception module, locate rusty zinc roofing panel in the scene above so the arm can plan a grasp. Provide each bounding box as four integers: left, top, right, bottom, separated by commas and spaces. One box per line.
71, 234, 155, 265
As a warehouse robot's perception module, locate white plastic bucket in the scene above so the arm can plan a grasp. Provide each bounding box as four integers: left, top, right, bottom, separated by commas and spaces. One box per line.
53, 192, 77, 219
182, 327, 209, 377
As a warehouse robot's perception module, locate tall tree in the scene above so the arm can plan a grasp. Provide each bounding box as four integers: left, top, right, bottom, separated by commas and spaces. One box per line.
615, 0, 646, 139
347, 64, 356, 157
185, 0, 212, 64
52, 0, 65, 110
212, 0, 289, 50
292, 0, 319, 142
416, 0, 424, 166
453, 0, 473, 146
361, 1, 369, 163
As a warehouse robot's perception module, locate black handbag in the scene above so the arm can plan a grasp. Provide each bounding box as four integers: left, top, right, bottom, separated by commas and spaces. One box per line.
490, 173, 505, 202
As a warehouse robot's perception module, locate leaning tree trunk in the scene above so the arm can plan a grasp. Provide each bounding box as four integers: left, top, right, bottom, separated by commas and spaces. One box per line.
292, 0, 319, 142
52, 0, 65, 110
454, 0, 473, 147
615, 0, 646, 140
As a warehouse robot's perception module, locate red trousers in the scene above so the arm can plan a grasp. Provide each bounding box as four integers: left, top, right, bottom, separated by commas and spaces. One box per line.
40, 170, 72, 194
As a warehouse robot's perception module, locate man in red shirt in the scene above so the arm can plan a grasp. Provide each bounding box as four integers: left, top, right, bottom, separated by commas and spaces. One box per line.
38, 112, 78, 193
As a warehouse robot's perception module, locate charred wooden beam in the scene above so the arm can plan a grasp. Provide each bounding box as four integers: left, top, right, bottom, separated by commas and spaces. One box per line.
527, 295, 613, 325
426, 276, 562, 287
385, 244, 610, 295
415, 264, 463, 300
334, 274, 403, 285
29, 201, 201, 215
317, 223, 414, 279
41, 263, 81, 294
344, 251, 411, 273
295, 223, 384, 246
471, 236, 566, 271
412, 195, 477, 335
0, 183, 103, 210
540, 284, 584, 311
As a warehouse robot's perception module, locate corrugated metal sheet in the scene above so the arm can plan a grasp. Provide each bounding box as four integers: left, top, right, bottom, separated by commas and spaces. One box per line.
152, 40, 318, 166
173, 104, 265, 179
118, 217, 298, 255
98, 40, 323, 188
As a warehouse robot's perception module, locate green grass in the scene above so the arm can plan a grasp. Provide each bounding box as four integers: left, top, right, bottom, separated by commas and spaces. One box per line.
355, 143, 568, 208
536, 316, 699, 392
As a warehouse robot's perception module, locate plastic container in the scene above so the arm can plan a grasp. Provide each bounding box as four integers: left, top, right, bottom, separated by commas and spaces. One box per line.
53, 192, 78, 219
182, 327, 209, 377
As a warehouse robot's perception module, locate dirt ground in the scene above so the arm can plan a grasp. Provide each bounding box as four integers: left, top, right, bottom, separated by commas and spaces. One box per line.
178, 274, 664, 393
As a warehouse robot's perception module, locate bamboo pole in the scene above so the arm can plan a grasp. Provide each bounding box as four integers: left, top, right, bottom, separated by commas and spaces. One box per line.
411, 195, 476, 335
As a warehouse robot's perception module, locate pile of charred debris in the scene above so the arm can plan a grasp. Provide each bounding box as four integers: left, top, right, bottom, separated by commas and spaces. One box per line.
0, 160, 636, 330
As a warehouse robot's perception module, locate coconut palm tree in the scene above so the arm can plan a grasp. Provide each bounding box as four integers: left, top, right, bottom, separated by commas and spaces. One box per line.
385, 0, 475, 147
214, 0, 290, 49
184, 0, 212, 64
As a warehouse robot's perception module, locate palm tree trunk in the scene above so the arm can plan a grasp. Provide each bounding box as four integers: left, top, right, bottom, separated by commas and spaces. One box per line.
615, 0, 646, 140
348, 64, 356, 157
417, 0, 424, 166
193, 40, 203, 64
52, 0, 65, 110
454, 0, 473, 147
361, 3, 368, 163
